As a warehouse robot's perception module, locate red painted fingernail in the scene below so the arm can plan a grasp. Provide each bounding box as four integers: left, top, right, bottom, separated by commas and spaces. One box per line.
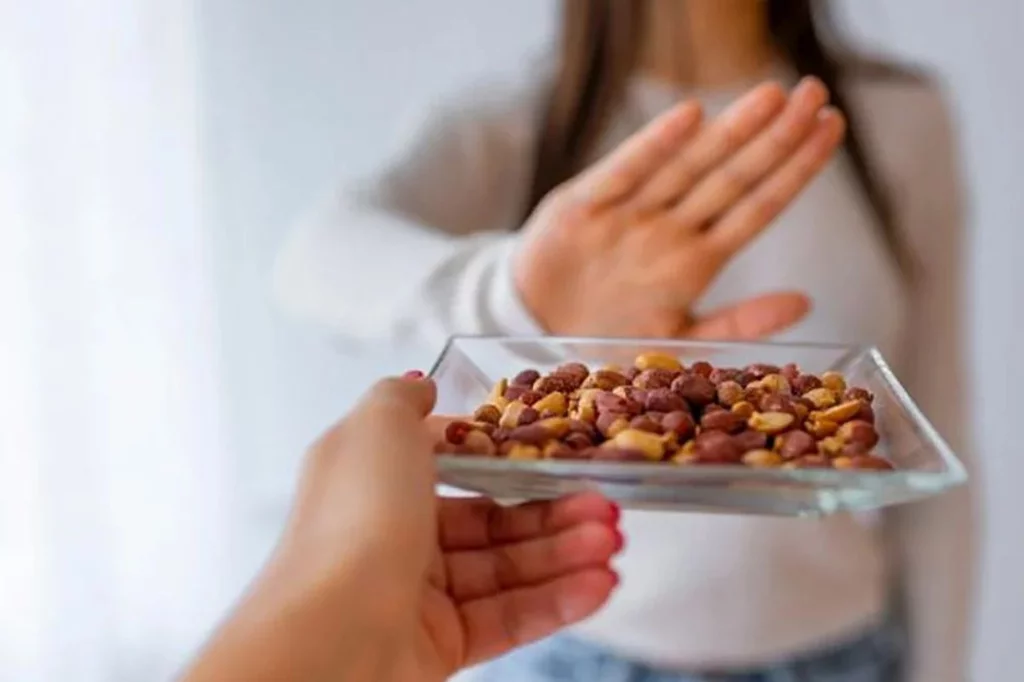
610, 569, 621, 587
611, 527, 625, 554
609, 502, 621, 524
402, 370, 425, 380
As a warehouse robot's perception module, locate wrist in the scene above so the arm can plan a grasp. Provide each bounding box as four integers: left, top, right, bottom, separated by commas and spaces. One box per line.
509, 248, 562, 334
493, 240, 549, 335
184, 555, 406, 682
266, 539, 420, 631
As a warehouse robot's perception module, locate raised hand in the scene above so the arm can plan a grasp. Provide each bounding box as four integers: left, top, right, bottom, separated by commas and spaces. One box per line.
514, 77, 844, 340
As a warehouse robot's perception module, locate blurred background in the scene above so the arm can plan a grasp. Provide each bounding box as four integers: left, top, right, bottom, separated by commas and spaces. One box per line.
2, 0, 1021, 680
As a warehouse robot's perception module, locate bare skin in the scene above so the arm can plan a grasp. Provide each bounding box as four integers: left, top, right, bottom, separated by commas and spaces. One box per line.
180, 376, 622, 682
514, 0, 839, 342
515, 79, 844, 339
639, 0, 777, 88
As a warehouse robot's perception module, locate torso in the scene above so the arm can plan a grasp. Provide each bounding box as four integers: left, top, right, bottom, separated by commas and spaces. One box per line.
568, 73, 909, 669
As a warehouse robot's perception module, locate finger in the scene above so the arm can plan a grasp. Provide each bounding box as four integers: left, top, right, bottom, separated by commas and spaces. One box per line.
460, 568, 618, 666
688, 292, 812, 340
437, 492, 618, 550
706, 107, 846, 256
571, 101, 702, 206
359, 374, 437, 421
317, 374, 437, 498
632, 81, 787, 212
671, 77, 829, 227
444, 521, 621, 601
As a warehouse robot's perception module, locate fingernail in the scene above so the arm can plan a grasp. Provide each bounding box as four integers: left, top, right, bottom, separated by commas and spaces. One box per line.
818, 105, 840, 120
609, 501, 622, 524
402, 370, 425, 380
611, 527, 625, 554
610, 569, 621, 587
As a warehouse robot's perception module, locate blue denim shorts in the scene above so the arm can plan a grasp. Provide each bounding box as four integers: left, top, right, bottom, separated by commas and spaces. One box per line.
478, 620, 904, 682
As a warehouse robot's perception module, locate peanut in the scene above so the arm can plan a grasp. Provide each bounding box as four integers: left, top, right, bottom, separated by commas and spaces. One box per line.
672, 374, 717, 406
472, 404, 501, 425
734, 429, 768, 453
805, 417, 839, 439
634, 351, 683, 372
555, 362, 590, 383
582, 369, 630, 391
564, 432, 594, 450
783, 455, 832, 469
506, 443, 542, 461
701, 409, 747, 434
760, 373, 792, 395
511, 369, 541, 387
792, 373, 824, 395
645, 387, 686, 413
488, 378, 508, 404
844, 387, 874, 403
499, 400, 527, 429
746, 363, 782, 379
716, 380, 745, 407
534, 374, 578, 394
444, 420, 474, 445
532, 391, 568, 417
803, 387, 838, 410
611, 428, 667, 461
818, 436, 846, 457
743, 449, 784, 468
777, 430, 817, 459
538, 417, 573, 439
694, 431, 743, 462
820, 371, 847, 393
690, 361, 714, 378
748, 411, 795, 435
463, 430, 497, 456
634, 368, 677, 390
818, 400, 862, 425
662, 410, 696, 439
629, 414, 664, 434
596, 412, 631, 439
836, 420, 879, 449
731, 400, 756, 419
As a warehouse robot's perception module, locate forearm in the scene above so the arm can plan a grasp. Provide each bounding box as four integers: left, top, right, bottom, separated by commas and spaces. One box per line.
273, 201, 540, 349
181, 558, 407, 682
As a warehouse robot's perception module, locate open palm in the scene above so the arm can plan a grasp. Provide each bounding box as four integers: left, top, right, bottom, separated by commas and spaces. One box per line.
390, 492, 621, 681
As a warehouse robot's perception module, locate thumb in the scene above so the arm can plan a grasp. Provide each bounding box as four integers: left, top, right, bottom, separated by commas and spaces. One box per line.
340, 373, 439, 475
688, 292, 811, 340
298, 373, 439, 545
358, 372, 438, 422
281, 374, 440, 592
310, 373, 438, 489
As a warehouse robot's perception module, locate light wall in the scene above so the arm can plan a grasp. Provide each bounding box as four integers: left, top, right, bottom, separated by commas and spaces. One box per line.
199, 1, 1023, 678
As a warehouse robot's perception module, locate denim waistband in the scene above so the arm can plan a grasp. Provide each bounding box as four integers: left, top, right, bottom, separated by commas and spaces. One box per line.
479, 618, 905, 682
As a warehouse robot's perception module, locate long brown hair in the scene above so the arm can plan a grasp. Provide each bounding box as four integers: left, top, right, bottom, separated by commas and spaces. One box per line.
524, 0, 918, 274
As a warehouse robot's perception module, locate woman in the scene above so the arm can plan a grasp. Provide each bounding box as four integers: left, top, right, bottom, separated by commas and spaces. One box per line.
274, 1, 975, 680
182, 374, 624, 682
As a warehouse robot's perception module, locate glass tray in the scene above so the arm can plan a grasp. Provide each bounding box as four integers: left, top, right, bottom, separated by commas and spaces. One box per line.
429, 336, 967, 517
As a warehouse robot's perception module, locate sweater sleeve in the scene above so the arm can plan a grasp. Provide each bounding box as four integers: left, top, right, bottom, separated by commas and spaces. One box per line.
882, 85, 977, 682
272, 76, 547, 351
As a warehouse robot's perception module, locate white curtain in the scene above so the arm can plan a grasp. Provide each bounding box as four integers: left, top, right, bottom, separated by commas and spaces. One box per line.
0, 1, 236, 680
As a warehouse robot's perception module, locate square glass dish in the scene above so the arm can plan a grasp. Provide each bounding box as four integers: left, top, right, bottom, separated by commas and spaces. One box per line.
429, 336, 967, 517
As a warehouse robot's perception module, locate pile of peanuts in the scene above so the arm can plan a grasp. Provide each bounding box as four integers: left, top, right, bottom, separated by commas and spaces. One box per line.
442, 352, 895, 470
